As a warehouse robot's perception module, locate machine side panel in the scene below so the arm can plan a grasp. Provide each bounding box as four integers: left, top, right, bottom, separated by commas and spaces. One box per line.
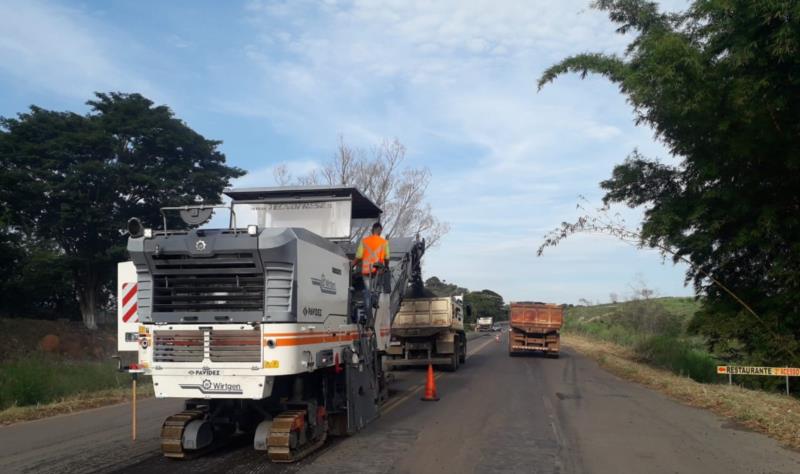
295, 238, 349, 324
257, 228, 298, 323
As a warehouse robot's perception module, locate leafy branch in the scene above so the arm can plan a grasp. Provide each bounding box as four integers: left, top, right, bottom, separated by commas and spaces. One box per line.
537, 198, 800, 364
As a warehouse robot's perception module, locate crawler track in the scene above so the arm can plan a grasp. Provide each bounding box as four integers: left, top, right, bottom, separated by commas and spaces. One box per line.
160, 410, 206, 459
267, 410, 328, 463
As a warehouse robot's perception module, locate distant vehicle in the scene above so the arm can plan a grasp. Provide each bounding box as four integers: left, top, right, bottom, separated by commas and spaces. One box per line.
508, 302, 563, 357
491, 324, 502, 332
385, 296, 468, 371
476, 316, 493, 332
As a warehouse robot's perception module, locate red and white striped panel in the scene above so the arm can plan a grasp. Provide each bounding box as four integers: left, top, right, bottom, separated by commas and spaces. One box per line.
121, 282, 139, 323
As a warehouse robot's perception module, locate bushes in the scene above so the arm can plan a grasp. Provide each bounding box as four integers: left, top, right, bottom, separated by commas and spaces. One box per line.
0, 355, 139, 409
634, 335, 718, 383
575, 320, 644, 347
565, 298, 719, 383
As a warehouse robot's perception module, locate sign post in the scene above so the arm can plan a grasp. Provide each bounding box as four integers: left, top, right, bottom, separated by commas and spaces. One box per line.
786, 367, 790, 396
132, 373, 137, 441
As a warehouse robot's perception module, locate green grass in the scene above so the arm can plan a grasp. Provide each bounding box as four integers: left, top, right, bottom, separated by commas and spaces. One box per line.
564, 297, 720, 383
634, 335, 719, 383
0, 355, 145, 410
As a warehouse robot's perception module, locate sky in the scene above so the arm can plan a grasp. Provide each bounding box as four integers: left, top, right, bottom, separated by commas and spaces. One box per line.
0, 0, 695, 304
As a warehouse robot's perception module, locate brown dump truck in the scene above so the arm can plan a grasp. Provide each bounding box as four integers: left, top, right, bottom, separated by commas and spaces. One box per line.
508, 302, 563, 357
385, 296, 467, 371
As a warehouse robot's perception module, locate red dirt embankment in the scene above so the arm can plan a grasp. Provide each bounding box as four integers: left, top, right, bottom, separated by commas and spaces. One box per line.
0, 318, 117, 362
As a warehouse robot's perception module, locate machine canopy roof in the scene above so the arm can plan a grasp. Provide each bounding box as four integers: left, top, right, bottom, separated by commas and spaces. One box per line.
224, 185, 382, 219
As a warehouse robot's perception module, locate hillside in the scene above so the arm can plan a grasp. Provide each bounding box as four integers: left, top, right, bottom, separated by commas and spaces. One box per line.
563, 297, 718, 384
565, 297, 700, 325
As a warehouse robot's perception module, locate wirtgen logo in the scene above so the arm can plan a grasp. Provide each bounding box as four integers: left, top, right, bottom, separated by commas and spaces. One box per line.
311, 274, 337, 295
180, 379, 243, 394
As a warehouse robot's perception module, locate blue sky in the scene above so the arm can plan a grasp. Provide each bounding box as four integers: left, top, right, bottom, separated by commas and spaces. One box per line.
0, 0, 694, 304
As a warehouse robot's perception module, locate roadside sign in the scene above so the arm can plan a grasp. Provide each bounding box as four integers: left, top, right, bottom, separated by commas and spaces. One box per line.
716, 366, 800, 376
717, 366, 799, 395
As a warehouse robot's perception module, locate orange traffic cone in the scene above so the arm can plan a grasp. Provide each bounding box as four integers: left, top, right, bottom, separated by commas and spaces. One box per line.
421, 363, 439, 401
495, 333, 500, 343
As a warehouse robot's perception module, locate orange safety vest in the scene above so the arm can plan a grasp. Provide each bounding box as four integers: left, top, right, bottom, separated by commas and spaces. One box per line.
361, 234, 388, 275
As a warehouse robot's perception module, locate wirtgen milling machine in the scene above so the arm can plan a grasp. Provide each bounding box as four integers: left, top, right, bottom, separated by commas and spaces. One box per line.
117, 186, 424, 462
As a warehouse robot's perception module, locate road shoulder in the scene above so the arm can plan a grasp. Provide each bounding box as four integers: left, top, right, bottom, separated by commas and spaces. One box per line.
563, 333, 800, 451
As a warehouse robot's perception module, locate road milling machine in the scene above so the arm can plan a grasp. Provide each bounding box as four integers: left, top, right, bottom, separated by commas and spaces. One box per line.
116, 186, 425, 462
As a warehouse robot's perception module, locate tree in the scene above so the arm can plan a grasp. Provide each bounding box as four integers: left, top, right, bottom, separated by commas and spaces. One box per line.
0, 92, 245, 328
538, 1, 800, 363
0, 236, 79, 319
275, 137, 450, 246
425, 276, 469, 297
0, 222, 78, 318
465, 290, 506, 323
423, 276, 507, 324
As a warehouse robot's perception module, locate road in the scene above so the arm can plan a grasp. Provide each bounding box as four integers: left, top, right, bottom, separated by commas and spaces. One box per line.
3, 332, 800, 474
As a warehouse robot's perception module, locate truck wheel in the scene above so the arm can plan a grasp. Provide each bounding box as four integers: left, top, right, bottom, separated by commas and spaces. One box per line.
459, 337, 466, 364
446, 351, 459, 372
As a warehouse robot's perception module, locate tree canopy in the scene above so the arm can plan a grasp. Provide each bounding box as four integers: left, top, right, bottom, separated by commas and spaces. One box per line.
0, 92, 245, 328
465, 290, 507, 322
424, 277, 507, 323
424, 276, 469, 297
538, 1, 800, 363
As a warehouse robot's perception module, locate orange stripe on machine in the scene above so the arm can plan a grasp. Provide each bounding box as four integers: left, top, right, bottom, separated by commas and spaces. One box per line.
264, 331, 360, 347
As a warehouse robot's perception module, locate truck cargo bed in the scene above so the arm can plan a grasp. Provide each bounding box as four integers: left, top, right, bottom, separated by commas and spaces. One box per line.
508, 302, 563, 357
387, 296, 467, 371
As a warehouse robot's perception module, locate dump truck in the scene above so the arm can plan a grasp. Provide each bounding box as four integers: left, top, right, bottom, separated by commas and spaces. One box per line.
116, 186, 426, 462
476, 316, 493, 332
385, 296, 468, 371
508, 302, 563, 357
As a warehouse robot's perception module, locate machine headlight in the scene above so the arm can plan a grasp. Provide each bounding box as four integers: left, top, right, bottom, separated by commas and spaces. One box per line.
127, 217, 143, 238
247, 225, 258, 236
143, 228, 153, 238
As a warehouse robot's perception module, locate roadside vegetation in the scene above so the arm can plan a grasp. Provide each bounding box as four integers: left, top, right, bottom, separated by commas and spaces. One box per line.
565, 295, 796, 394
0, 355, 152, 425
0, 356, 141, 410
0, 318, 150, 424
565, 296, 719, 383
0, 383, 153, 425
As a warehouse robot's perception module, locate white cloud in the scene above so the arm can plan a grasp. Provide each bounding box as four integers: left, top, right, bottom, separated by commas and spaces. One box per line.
227, 0, 693, 303
0, 0, 156, 99
0, 0, 695, 303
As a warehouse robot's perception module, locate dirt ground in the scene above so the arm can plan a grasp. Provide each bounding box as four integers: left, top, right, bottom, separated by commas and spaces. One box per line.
0, 318, 118, 361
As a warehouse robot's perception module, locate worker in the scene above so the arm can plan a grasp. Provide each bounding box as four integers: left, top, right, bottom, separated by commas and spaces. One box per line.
352, 222, 390, 319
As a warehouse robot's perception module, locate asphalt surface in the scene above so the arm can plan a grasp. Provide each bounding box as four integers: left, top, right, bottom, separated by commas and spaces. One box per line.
3, 331, 800, 474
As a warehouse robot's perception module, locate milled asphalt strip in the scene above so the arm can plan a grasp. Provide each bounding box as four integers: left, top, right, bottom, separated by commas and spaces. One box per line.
380, 335, 499, 414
